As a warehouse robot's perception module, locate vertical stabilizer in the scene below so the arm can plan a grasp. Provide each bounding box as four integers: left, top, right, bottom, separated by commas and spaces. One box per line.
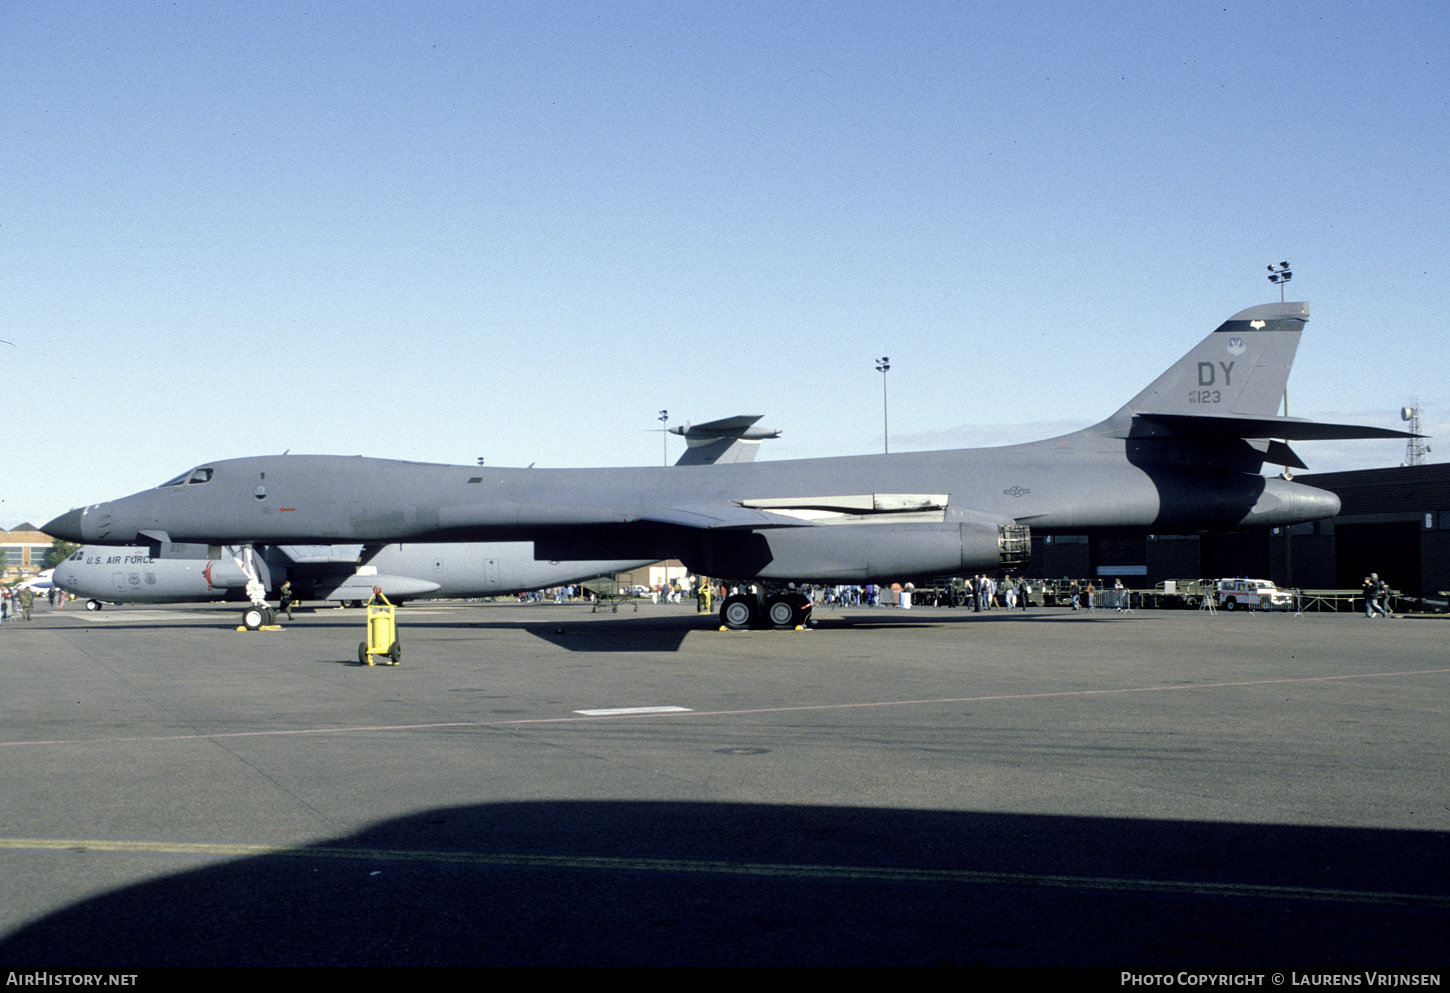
671, 415, 782, 465
1118, 302, 1308, 419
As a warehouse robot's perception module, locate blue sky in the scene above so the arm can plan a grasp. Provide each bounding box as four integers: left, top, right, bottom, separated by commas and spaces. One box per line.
3, 1, 1446, 529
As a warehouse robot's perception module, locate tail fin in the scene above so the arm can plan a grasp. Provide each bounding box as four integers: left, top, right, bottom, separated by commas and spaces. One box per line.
1119, 301, 1309, 419
670, 415, 782, 466
1098, 301, 1414, 472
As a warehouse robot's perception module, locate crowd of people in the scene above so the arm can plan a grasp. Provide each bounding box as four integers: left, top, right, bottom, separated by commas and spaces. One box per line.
0, 583, 67, 623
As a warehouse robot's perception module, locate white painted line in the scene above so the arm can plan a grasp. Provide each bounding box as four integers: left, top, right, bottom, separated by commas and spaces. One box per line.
573, 706, 693, 716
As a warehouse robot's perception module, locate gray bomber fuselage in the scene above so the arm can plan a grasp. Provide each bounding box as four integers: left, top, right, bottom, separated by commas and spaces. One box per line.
52, 302, 1413, 586
48, 428, 1335, 560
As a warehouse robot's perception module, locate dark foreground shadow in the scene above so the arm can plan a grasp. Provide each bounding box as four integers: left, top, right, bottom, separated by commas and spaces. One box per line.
2, 802, 1447, 967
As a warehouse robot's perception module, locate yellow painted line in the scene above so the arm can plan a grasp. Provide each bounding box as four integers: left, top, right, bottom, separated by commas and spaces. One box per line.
3, 838, 1446, 909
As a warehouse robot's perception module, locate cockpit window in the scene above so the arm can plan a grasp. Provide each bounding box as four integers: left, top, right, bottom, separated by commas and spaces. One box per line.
160, 467, 214, 487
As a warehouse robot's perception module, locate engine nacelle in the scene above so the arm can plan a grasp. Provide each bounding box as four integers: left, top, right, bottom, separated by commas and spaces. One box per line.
688, 521, 1030, 584
201, 555, 264, 589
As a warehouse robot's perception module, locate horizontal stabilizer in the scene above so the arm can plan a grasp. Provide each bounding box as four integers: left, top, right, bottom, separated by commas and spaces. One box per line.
1132, 412, 1417, 441
1263, 440, 1308, 471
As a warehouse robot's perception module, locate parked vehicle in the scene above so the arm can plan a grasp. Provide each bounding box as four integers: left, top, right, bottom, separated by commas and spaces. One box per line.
1216, 577, 1294, 611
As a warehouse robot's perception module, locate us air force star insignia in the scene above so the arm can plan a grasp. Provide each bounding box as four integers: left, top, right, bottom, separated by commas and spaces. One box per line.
1004, 486, 1030, 497
1227, 337, 1246, 356
1249, 320, 1265, 330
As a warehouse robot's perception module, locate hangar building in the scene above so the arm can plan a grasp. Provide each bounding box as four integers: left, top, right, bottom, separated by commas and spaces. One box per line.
1026, 464, 1450, 598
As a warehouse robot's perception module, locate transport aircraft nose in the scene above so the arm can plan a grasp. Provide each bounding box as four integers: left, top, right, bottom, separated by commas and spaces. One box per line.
51, 557, 82, 594
43, 507, 85, 543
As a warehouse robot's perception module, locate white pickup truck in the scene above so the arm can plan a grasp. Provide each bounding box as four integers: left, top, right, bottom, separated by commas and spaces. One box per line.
1216, 578, 1294, 611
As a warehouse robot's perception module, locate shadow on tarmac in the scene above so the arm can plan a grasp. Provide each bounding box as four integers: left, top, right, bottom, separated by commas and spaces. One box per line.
3, 802, 1446, 966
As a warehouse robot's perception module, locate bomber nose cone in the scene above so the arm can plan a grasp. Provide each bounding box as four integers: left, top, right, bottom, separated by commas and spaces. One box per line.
43, 507, 85, 542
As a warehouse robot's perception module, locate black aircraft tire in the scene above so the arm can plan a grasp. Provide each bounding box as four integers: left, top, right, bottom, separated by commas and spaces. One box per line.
720, 595, 757, 630
263, 607, 276, 626
86, 599, 102, 612
765, 595, 796, 628
243, 607, 265, 631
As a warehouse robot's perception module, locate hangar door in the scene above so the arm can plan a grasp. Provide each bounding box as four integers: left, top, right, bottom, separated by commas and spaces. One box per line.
1335, 522, 1422, 596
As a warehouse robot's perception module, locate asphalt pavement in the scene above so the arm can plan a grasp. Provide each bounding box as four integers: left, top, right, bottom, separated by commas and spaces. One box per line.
0, 598, 1446, 966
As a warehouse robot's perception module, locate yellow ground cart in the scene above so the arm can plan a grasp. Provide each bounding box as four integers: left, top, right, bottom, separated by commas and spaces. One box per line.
359, 588, 401, 666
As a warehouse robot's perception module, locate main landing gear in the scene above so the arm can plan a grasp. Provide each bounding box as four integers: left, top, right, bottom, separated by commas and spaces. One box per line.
242, 605, 277, 630
719, 591, 813, 630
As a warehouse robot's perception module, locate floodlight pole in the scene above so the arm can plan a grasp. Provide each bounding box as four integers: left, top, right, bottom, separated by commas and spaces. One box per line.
1267, 261, 1292, 303
876, 357, 890, 454
658, 410, 669, 466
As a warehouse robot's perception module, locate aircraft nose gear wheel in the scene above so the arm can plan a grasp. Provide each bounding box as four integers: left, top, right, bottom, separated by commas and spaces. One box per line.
243, 606, 267, 630
86, 599, 103, 611
720, 594, 759, 630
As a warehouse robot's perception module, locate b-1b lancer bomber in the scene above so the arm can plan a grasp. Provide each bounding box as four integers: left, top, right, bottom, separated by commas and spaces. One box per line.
46, 302, 1412, 629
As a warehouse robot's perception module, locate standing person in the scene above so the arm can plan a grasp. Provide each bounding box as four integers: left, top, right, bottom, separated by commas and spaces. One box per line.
1362, 576, 1381, 618
1018, 577, 1029, 610
1114, 578, 1127, 612
278, 580, 297, 621
1070, 580, 1080, 611
1084, 581, 1095, 611
19, 585, 34, 621
1370, 573, 1390, 619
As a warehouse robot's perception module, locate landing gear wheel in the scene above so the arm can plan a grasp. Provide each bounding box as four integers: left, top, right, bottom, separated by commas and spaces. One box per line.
263, 607, 276, 626
243, 607, 265, 630
388, 641, 401, 665
359, 641, 370, 666
86, 599, 103, 612
720, 594, 758, 630
765, 595, 797, 629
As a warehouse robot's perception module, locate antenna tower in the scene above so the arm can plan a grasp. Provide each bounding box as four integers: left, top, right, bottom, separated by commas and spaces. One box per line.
1401, 402, 1430, 466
